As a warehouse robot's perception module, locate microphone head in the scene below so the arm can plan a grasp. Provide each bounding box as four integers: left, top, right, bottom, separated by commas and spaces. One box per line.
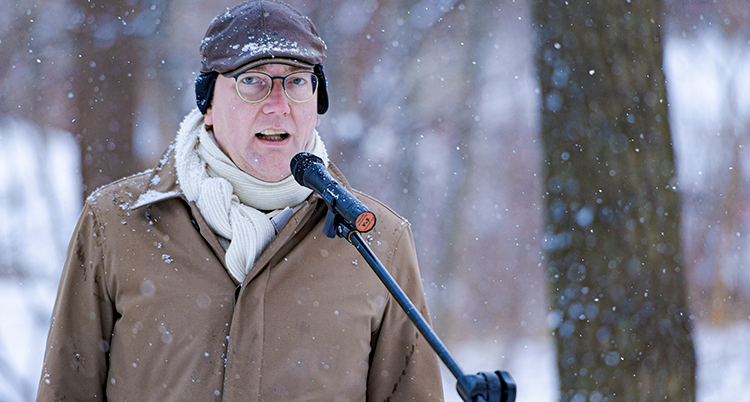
290, 152, 324, 185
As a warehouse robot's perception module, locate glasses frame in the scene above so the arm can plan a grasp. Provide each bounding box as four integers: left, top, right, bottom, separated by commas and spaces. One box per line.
228, 69, 318, 104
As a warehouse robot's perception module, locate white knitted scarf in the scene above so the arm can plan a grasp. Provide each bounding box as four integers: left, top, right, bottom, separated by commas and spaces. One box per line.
174, 108, 329, 284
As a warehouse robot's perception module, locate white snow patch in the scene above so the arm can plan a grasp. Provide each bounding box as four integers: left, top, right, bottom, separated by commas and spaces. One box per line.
131, 189, 181, 209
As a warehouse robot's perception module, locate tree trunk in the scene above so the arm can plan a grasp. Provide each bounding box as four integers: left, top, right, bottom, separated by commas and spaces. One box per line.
71, 1, 144, 197
532, 1, 696, 400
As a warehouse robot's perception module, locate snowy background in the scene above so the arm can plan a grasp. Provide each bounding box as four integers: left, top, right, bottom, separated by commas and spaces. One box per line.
2, 0, 750, 401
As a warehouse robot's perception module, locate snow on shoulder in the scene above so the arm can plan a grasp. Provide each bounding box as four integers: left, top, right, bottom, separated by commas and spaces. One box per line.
128, 189, 182, 210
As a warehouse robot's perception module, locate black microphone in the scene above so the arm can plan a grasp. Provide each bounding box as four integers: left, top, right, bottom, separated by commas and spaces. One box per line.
291, 152, 376, 234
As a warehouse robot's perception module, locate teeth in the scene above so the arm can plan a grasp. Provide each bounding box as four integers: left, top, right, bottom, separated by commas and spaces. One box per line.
256, 130, 289, 141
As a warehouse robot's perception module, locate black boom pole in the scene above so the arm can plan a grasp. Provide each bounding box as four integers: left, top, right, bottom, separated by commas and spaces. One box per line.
327, 210, 516, 402
290, 152, 516, 402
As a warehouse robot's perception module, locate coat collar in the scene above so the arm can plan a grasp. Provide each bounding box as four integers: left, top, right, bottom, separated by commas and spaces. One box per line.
127, 143, 184, 210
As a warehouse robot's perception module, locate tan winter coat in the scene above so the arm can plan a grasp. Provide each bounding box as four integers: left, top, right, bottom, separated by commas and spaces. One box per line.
37, 145, 443, 401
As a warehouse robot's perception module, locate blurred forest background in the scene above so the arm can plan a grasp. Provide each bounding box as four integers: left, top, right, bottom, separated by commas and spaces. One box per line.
1, 0, 749, 401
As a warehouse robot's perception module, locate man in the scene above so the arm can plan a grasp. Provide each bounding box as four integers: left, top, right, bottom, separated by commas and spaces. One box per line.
36, 1, 443, 401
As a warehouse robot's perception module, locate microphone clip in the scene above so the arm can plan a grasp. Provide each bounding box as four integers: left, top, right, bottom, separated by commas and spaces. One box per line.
323, 209, 341, 239
322, 198, 364, 240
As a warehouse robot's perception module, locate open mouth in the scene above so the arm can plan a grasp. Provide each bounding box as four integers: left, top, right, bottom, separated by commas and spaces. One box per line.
256, 130, 290, 141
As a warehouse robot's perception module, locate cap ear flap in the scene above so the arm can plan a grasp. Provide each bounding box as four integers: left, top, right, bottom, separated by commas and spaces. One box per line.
195, 71, 219, 114
314, 64, 329, 115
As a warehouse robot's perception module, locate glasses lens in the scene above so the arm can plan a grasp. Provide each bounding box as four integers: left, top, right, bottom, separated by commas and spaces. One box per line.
235, 72, 272, 102
283, 72, 318, 103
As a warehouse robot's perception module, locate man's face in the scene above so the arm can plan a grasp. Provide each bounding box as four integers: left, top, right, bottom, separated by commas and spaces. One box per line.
205, 63, 319, 182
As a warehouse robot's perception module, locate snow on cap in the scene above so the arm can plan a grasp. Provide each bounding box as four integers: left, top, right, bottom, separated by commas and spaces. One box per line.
200, 0, 326, 74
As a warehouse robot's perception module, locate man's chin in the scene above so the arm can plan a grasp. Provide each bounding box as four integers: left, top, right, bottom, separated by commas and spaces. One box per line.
239, 160, 293, 183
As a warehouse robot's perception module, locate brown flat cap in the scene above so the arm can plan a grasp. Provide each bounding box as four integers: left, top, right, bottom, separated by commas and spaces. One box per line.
200, 0, 326, 74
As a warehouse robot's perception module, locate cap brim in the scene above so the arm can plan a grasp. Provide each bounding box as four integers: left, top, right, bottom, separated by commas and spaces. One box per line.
223, 58, 314, 76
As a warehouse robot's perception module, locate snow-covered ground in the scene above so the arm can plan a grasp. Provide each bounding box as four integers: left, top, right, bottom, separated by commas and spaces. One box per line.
694, 322, 750, 402
0, 280, 59, 402
440, 337, 557, 402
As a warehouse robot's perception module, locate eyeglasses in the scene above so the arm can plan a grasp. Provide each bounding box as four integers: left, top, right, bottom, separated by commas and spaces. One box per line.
230, 70, 319, 104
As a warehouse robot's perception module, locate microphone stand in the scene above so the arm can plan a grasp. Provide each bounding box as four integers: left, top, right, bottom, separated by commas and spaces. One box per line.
321, 210, 516, 402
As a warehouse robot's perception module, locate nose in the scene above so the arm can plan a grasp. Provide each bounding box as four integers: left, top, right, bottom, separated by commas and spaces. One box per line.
261, 79, 291, 115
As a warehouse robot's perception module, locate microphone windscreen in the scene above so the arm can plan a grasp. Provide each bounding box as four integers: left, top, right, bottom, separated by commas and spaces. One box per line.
290, 152, 324, 185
